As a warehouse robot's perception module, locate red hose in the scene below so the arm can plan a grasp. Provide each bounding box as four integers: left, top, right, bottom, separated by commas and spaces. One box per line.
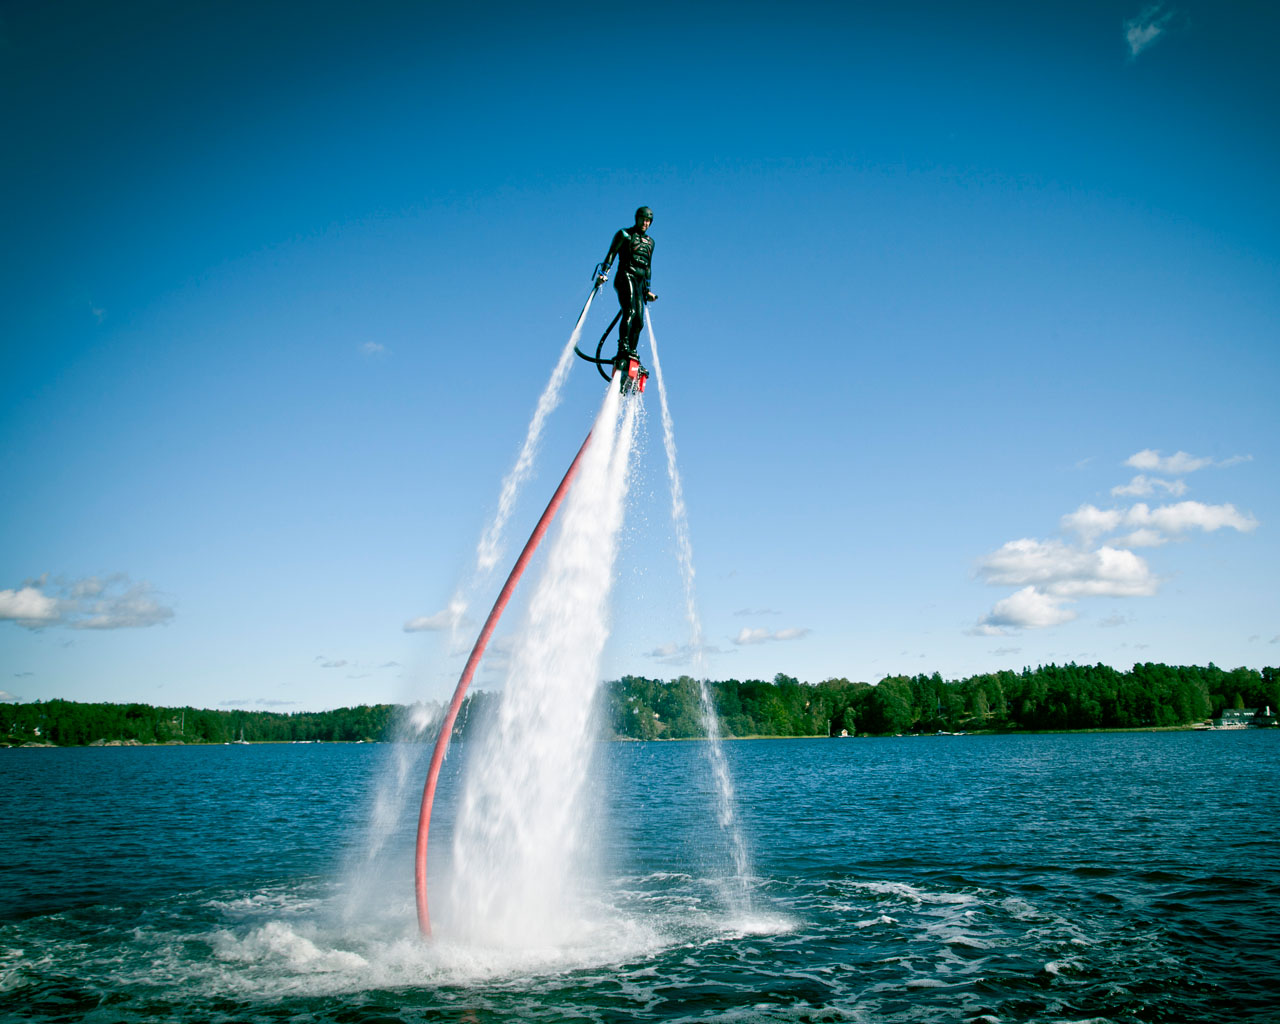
414, 429, 595, 936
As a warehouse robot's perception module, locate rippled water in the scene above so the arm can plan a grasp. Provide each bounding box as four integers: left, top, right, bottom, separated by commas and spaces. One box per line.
2, 731, 1277, 1022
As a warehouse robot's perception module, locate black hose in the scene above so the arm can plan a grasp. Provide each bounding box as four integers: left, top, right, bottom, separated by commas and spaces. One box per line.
575, 309, 622, 383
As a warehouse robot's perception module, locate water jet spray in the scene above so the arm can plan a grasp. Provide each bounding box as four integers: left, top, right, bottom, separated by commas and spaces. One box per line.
413, 247, 748, 942
414, 427, 595, 937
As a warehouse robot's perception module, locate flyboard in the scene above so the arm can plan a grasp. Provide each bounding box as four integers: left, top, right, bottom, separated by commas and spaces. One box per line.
413, 273, 651, 937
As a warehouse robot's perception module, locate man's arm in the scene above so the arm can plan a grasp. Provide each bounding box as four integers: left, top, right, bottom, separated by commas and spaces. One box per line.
597, 229, 627, 282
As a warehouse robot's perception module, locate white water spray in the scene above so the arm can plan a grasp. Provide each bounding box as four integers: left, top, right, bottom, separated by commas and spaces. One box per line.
348, 289, 596, 914
340, 702, 442, 922
430, 288, 603, 652
476, 288, 601, 575
446, 382, 640, 947
647, 309, 753, 906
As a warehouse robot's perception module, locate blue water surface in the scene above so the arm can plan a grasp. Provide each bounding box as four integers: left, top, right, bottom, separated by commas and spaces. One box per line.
1, 731, 1277, 1023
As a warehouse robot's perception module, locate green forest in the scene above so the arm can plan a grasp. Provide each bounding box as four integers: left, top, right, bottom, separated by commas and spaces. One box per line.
606, 662, 1279, 739
0, 700, 400, 747
3, 663, 1276, 747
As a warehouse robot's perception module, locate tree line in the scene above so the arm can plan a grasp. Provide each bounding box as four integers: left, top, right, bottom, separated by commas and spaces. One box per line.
4, 663, 1276, 746
1, 700, 400, 747
605, 662, 1279, 738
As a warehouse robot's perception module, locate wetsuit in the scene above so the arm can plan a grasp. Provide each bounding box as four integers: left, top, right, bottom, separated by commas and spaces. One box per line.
601, 226, 654, 360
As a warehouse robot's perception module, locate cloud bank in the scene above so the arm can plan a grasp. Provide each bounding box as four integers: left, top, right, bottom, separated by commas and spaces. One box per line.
0, 575, 174, 631
404, 609, 460, 632
972, 448, 1256, 635
732, 626, 811, 646
645, 641, 724, 666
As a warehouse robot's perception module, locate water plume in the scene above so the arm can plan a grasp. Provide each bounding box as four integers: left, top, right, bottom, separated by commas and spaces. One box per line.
647, 308, 754, 909
446, 380, 640, 947
475, 288, 601, 576
340, 701, 441, 922
414, 287, 604, 655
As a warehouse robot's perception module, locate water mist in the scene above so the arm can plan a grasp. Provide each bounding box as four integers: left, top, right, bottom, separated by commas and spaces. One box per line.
448, 287, 603, 650
647, 308, 754, 909
345, 290, 602, 922
445, 382, 639, 948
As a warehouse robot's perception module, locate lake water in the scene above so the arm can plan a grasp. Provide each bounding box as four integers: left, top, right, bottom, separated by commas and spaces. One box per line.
2, 730, 1277, 1022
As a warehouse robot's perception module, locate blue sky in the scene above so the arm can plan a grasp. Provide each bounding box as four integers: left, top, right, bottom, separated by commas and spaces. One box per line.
2, 0, 1277, 710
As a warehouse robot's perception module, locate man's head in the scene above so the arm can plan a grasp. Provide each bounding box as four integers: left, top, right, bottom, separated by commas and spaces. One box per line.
634, 206, 653, 231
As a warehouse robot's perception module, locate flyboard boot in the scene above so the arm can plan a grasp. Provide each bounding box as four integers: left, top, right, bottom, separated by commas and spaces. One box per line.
574, 305, 649, 393
613, 338, 648, 394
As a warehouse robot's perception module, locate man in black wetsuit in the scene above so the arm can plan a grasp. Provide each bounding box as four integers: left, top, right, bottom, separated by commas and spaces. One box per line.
596, 206, 658, 370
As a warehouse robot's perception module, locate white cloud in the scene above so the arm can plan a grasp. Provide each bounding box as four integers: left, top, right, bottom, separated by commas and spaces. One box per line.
1126, 500, 1258, 535
360, 341, 387, 356
73, 581, 173, 629
1049, 547, 1158, 598
0, 576, 173, 631
645, 641, 723, 665
1061, 498, 1257, 548
0, 690, 20, 702
1111, 474, 1187, 498
973, 539, 1156, 634
1061, 504, 1124, 542
975, 587, 1078, 634
1113, 528, 1167, 548
0, 586, 61, 627
977, 538, 1157, 598
648, 642, 684, 660
1124, 4, 1176, 57
977, 538, 1062, 586
732, 626, 811, 646
70, 577, 108, 599
1123, 448, 1249, 475
973, 448, 1257, 636
404, 608, 461, 632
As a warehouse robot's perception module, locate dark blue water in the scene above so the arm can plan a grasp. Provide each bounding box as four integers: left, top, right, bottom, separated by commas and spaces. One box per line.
2, 732, 1277, 1022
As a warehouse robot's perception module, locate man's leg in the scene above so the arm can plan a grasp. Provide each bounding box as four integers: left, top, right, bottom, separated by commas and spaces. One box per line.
615, 276, 640, 359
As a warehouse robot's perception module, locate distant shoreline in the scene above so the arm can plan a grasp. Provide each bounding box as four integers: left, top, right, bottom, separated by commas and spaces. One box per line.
6, 666, 1276, 745
0, 739, 376, 749
9, 723, 1276, 750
